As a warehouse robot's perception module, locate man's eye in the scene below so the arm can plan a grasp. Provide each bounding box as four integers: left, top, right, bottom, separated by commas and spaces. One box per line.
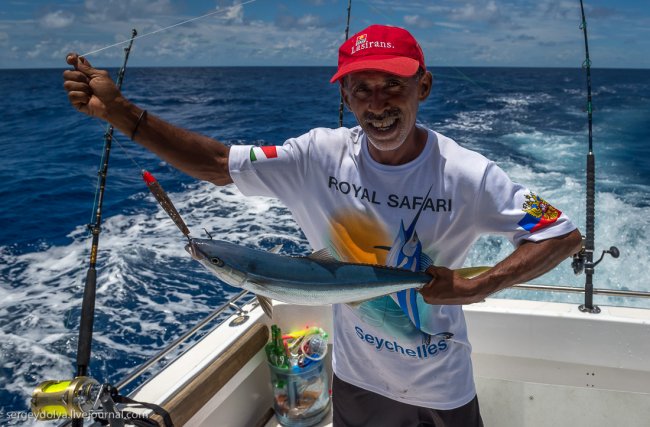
353, 86, 370, 97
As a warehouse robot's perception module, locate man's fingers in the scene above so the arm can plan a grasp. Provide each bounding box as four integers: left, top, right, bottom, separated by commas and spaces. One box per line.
66, 53, 78, 66
63, 69, 89, 83
78, 56, 110, 80
67, 90, 91, 110
64, 82, 93, 99
419, 268, 435, 293
65, 53, 93, 71
66, 53, 107, 79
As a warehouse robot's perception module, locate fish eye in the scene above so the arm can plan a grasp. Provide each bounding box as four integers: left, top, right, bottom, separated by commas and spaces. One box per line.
210, 257, 224, 267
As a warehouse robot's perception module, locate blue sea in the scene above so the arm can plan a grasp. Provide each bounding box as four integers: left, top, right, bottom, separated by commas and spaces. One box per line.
1, 66, 649, 425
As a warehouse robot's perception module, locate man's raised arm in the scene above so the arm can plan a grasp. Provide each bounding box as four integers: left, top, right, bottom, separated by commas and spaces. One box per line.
63, 54, 233, 186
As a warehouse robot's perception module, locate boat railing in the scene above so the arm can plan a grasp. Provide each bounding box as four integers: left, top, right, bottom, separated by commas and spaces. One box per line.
57, 289, 257, 427
115, 289, 256, 392
510, 283, 650, 299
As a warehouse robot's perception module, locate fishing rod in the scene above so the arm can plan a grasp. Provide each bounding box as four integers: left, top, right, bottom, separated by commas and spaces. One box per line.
338, 0, 353, 127
32, 30, 175, 427
72, 28, 138, 427
76, 27, 137, 383
572, 0, 619, 314
33, 3, 268, 423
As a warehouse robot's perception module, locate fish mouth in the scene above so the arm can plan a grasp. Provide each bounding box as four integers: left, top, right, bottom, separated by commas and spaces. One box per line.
185, 239, 206, 261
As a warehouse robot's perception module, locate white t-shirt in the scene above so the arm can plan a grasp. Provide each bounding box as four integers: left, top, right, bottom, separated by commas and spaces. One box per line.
228, 126, 576, 409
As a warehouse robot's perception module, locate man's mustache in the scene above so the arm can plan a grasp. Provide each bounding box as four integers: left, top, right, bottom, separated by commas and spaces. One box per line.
364, 108, 401, 122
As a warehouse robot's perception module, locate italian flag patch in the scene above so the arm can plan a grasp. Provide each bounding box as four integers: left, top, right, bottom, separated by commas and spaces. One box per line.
250, 146, 278, 162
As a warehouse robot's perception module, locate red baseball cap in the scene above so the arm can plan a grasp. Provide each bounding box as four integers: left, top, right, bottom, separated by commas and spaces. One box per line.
330, 24, 426, 83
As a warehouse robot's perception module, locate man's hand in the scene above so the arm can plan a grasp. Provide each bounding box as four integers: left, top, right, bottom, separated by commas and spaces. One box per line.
419, 266, 481, 305
63, 53, 123, 120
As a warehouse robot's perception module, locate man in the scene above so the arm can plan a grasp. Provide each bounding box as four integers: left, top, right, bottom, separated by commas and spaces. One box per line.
64, 24, 581, 426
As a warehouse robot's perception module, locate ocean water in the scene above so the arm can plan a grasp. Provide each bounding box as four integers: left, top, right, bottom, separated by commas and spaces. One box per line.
0, 66, 648, 424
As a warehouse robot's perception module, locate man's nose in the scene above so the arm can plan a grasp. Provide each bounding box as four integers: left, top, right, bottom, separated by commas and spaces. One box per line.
367, 89, 389, 113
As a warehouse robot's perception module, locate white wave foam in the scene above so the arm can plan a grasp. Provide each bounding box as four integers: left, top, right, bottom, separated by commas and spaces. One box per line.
464, 160, 650, 308
501, 130, 582, 168
443, 110, 497, 132
0, 182, 306, 423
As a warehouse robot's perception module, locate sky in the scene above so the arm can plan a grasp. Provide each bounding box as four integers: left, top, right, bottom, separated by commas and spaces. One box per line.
0, 0, 648, 69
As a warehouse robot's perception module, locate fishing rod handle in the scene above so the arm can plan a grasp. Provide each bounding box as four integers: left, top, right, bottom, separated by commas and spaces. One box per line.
76, 267, 96, 373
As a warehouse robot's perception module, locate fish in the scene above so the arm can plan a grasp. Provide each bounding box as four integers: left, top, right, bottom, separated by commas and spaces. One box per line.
186, 238, 489, 317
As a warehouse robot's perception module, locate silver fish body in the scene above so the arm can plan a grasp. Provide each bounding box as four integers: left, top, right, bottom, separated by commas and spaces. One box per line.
186, 238, 436, 306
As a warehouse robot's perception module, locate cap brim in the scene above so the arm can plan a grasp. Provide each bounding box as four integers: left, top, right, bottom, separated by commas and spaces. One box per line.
330, 56, 420, 83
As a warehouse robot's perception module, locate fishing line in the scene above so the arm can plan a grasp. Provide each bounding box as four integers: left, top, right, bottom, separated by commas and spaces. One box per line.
78, 4, 271, 238
89, 119, 191, 239
93, 120, 145, 171
79, 0, 258, 58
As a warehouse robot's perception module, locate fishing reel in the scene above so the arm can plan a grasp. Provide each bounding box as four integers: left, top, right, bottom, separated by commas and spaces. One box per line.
31, 377, 121, 422
572, 244, 620, 275
31, 377, 173, 426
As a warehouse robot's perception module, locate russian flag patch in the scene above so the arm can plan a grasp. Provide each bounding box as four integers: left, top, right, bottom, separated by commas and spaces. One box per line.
517, 192, 561, 232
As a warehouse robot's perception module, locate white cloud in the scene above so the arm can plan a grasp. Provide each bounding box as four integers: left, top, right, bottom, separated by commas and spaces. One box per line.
275, 13, 324, 30
404, 15, 432, 29
450, 1, 502, 23
40, 11, 75, 29
221, 4, 244, 24
83, 0, 173, 22
297, 14, 320, 28
404, 15, 466, 31
26, 40, 48, 59
0, 32, 8, 44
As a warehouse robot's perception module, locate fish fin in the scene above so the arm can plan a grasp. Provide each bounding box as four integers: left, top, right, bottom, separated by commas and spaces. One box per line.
419, 253, 434, 271
373, 245, 392, 252
307, 248, 340, 263
257, 295, 274, 318
269, 244, 283, 254
457, 266, 491, 279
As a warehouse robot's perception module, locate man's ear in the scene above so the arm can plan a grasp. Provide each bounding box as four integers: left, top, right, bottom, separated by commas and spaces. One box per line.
419, 71, 433, 101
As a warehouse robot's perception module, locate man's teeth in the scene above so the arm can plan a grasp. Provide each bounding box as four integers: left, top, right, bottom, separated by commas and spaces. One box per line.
369, 117, 397, 129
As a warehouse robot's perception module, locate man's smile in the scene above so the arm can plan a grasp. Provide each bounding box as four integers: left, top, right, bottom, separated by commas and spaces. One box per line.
367, 116, 399, 131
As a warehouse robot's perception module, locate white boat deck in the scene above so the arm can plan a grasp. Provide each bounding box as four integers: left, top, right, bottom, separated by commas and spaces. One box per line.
131, 298, 650, 427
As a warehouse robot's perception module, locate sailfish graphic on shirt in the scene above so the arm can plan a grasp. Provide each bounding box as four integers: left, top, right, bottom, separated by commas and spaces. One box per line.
376, 186, 446, 339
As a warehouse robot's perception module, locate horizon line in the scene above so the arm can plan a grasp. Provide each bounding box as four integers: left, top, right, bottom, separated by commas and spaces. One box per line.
2, 64, 649, 71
